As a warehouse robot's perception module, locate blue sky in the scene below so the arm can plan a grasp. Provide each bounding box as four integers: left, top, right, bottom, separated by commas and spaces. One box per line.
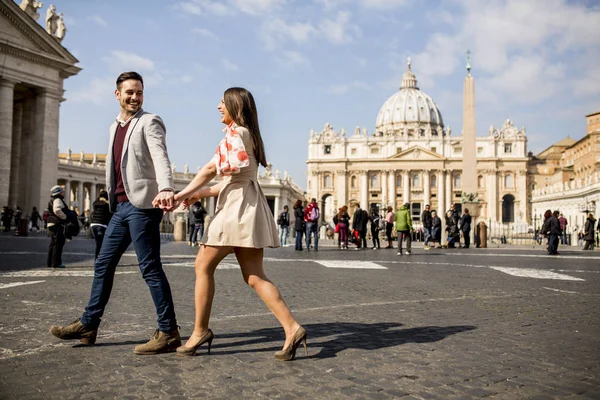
50, 0, 600, 188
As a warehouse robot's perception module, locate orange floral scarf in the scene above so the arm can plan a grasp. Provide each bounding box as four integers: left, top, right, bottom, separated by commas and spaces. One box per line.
212, 122, 250, 176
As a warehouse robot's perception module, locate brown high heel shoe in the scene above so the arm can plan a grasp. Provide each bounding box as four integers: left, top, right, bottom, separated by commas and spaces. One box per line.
274, 326, 307, 361
176, 329, 214, 357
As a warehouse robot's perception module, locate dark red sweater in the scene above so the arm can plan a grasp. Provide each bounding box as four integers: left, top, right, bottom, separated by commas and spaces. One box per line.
113, 120, 130, 203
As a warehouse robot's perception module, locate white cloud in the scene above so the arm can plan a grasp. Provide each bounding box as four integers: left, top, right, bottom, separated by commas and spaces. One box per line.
70, 77, 114, 105
229, 0, 285, 15
91, 15, 107, 28
326, 81, 371, 94
181, 75, 194, 83
102, 51, 156, 71
276, 50, 311, 69
221, 58, 239, 71
317, 0, 411, 10
177, 2, 203, 15
319, 11, 360, 45
191, 27, 217, 39
260, 18, 317, 50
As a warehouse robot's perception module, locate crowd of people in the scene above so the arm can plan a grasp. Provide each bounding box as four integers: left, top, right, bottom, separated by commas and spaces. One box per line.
277, 201, 481, 254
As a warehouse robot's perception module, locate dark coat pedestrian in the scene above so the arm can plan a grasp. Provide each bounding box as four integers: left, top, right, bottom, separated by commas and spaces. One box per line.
583, 214, 596, 250
459, 209, 472, 248
30, 207, 42, 231
293, 200, 305, 251
90, 191, 113, 259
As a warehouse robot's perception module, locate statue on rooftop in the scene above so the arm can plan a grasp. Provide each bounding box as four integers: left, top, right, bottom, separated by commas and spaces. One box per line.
19, 0, 43, 21
56, 13, 66, 42
45, 4, 58, 36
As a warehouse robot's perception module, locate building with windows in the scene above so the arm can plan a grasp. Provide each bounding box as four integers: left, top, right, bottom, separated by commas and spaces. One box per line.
306, 61, 530, 227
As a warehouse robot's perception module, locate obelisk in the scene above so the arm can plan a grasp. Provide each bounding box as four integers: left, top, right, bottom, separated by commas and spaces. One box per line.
462, 50, 477, 198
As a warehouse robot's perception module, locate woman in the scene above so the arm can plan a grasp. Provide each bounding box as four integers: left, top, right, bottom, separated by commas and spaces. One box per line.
293, 200, 305, 251
445, 210, 459, 248
369, 208, 381, 250
430, 210, 441, 248
89, 190, 112, 259
337, 205, 350, 249
173, 88, 306, 361
583, 213, 596, 250
385, 206, 394, 248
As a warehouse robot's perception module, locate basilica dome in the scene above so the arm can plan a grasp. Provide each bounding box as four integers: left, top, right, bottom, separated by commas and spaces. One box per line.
375, 61, 444, 136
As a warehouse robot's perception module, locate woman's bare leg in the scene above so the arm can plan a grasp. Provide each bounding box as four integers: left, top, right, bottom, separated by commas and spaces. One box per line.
234, 247, 300, 349
183, 244, 233, 348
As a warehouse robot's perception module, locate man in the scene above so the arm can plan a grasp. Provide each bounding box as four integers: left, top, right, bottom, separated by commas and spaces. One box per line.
395, 202, 413, 255
46, 185, 68, 268
459, 208, 472, 249
351, 202, 368, 250
188, 201, 207, 246
558, 213, 568, 244
421, 204, 432, 250
304, 198, 320, 251
50, 72, 180, 355
447, 203, 461, 248
548, 210, 562, 255
277, 205, 290, 246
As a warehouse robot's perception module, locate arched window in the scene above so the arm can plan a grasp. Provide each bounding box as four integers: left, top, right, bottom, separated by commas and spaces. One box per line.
396, 175, 402, 188
370, 174, 379, 188
478, 175, 484, 188
430, 174, 437, 188
412, 174, 420, 188
324, 175, 332, 188
505, 174, 514, 189
351, 176, 357, 188
454, 174, 461, 188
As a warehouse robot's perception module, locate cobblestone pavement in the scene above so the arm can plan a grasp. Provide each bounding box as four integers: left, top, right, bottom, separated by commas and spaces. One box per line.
0, 234, 598, 399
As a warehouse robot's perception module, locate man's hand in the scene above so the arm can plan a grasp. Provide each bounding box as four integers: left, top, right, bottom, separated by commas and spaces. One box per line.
152, 190, 175, 211
174, 192, 198, 210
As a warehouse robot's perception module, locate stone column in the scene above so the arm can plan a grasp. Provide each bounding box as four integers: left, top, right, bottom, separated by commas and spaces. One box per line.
517, 170, 527, 223
274, 195, 281, 216
0, 79, 15, 207
310, 171, 319, 200
89, 183, 97, 206
402, 170, 410, 203
29, 89, 62, 213
77, 182, 84, 213
423, 170, 430, 206
445, 170, 452, 212
388, 171, 395, 209
9, 102, 23, 207
381, 170, 388, 206
17, 97, 34, 208
336, 170, 347, 207
64, 180, 71, 206
360, 171, 368, 209
487, 170, 497, 222
438, 170, 446, 243
208, 196, 215, 216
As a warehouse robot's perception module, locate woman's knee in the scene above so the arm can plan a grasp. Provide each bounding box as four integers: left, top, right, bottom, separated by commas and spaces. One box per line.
245, 273, 268, 289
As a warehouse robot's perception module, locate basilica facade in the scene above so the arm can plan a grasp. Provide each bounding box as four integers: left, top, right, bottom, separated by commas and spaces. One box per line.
306, 62, 530, 227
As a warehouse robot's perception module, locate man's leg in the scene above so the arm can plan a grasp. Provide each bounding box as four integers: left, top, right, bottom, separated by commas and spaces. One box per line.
126, 204, 177, 333
305, 222, 311, 250
80, 204, 132, 329
47, 227, 57, 268
283, 226, 288, 246
406, 231, 412, 253
397, 232, 403, 253
313, 224, 318, 250
464, 232, 470, 248
52, 227, 66, 268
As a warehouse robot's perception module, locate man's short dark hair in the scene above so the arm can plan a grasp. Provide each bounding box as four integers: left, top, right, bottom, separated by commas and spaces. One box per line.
116, 71, 144, 90
311, 198, 316, 202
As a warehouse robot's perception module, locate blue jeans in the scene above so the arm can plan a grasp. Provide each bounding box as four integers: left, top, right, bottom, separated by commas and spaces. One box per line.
90, 225, 107, 260
295, 229, 304, 250
189, 223, 204, 244
80, 202, 177, 332
305, 222, 318, 250
279, 225, 288, 245
423, 227, 431, 246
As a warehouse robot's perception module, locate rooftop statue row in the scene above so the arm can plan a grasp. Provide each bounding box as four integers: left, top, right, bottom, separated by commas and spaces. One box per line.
488, 119, 527, 139
19, 1, 67, 42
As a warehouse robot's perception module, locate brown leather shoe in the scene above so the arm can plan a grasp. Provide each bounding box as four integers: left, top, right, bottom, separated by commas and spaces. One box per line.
49, 319, 97, 345
134, 328, 181, 355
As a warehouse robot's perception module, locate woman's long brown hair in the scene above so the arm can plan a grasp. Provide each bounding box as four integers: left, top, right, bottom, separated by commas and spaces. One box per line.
224, 87, 268, 167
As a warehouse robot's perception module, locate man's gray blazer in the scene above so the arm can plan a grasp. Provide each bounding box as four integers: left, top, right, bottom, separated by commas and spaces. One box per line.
106, 109, 174, 211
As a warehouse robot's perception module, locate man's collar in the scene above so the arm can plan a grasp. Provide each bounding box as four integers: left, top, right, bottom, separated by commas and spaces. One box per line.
115, 108, 143, 125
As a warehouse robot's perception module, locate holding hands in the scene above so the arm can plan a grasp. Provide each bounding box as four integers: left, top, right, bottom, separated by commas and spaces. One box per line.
152, 190, 176, 212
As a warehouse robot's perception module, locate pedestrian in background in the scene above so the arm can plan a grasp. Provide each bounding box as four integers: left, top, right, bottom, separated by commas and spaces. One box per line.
445, 210, 459, 248
558, 213, 568, 244
421, 204, 432, 250
337, 205, 350, 249
304, 198, 320, 251
277, 205, 290, 246
395, 202, 413, 255
46, 185, 68, 268
583, 213, 596, 250
293, 200, 304, 251
2, 206, 13, 232
30, 207, 42, 232
459, 208, 472, 249
541, 209, 552, 253
369, 207, 381, 250
352, 202, 368, 250
384, 206, 394, 249
189, 201, 207, 246
430, 210, 441, 248
89, 190, 112, 259
548, 210, 562, 255
13, 205, 23, 232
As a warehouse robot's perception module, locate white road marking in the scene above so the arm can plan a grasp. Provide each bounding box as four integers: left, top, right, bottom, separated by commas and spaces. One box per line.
543, 287, 577, 294
315, 260, 387, 269
442, 252, 600, 260
0, 270, 137, 278
0, 281, 45, 289
552, 269, 600, 274
488, 267, 584, 281
163, 262, 239, 270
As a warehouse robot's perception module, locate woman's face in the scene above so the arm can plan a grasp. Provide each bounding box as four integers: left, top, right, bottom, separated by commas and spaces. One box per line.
218, 98, 233, 125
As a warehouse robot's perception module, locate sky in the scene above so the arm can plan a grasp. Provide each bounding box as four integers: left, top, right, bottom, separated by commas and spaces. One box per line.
45, 0, 600, 189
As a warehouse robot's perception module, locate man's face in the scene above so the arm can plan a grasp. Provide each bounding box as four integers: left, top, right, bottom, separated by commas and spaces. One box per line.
425, 205, 430, 211
115, 79, 143, 116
